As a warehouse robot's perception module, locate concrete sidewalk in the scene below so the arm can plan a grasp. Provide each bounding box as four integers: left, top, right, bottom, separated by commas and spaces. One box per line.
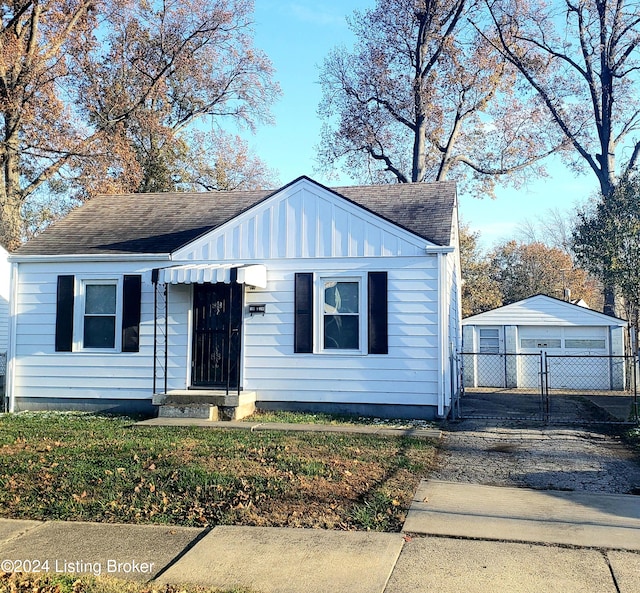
0, 520, 403, 592
136, 416, 442, 439
405, 480, 640, 550
0, 481, 639, 592
394, 480, 640, 593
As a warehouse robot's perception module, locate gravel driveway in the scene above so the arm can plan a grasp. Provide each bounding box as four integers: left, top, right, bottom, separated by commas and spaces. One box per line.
433, 419, 640, 494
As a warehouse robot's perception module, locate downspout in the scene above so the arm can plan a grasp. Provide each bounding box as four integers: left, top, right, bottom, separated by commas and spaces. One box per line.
437, 252, 447, 417
152, 270, 158, 395
7, 262, 18, 413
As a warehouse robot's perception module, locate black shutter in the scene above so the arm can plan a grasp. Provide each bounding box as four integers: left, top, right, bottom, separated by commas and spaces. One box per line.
368, 272, 388, 354
122, 275, 142, 352
294, 273, 313, 353
55, 275, 74, 352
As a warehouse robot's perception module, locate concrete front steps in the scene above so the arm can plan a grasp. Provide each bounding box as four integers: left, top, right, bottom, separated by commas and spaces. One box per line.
153, 390, 257, 421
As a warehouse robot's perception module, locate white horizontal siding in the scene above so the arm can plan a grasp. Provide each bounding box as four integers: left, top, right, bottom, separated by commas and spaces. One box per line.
246, 355, 434, 371
12, 253, 444, 409
242, 257, 440, 406
173, 182, 430, 261
0, 246, 9, 352
0, 297, 8, 353
12, 260, 168, 402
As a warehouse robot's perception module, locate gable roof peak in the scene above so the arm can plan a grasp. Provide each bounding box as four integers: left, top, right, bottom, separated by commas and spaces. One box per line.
13, 176, 457, 257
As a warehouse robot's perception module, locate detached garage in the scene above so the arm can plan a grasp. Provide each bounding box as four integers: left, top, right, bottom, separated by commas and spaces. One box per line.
462, 295, 628, 391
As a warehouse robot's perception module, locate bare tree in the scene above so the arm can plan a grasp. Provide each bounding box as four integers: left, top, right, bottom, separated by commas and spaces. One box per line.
78, 0, 279, 196
483, 0, 640, 313
0, 0, 279, 250
317, 0, 559, 195
517, 207, 577, 254
176, 130, 279, 191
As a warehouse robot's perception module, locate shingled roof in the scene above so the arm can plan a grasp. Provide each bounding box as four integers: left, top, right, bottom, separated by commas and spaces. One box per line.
14, 176, 457, 256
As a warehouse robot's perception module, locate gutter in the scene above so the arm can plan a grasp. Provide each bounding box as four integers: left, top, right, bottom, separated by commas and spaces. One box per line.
425, 245, 455, 254
8, 253, 172, 263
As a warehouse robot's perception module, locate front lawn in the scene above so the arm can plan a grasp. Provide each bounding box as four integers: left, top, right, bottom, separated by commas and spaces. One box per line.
0, 413, 438, 532
0, 572, 252, 593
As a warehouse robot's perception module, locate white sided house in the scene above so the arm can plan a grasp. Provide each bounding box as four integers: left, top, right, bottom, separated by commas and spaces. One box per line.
7, 177, 461, 419
0, 245, 9, 354
462, 295, 628, 391
1, 244, 9, 399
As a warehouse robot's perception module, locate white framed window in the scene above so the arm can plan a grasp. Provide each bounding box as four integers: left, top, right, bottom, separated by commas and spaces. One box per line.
564, 339, 606, 350
479, 328, 500, 353
77, 279, 122, 351
520, 338, 562, 349
56, 274, 142, 354
294, 271, 387, 355
318, 275, 366, 353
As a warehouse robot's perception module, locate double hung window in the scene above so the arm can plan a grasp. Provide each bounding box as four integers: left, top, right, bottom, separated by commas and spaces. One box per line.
83, 282, 118, 349
55, 274, 142, 353
323, 280, 360, 350
294, 271, 388, 355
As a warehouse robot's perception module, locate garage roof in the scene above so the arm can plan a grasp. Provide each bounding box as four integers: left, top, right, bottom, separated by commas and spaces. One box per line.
462, 295, 627, 327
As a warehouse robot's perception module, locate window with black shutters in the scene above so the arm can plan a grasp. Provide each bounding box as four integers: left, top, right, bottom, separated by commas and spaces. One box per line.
82, 281, 118, 349
55, 274, 142, 353
294, 271, 388, 355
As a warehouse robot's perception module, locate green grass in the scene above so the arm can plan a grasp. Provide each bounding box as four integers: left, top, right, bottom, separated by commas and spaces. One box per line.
0, 572, 254, 593
242, 409, 438, 429
0, 412, 438, 532
624, 425, 640, 450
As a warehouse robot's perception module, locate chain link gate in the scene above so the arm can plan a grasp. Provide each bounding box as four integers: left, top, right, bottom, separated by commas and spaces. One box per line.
459, 351, 639, 424
542, 354, 639, 424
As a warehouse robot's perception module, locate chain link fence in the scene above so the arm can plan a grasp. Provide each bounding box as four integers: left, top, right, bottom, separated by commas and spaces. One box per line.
462, 352, 543, 390
459, 351, 639, 424
544, 354, 631, 392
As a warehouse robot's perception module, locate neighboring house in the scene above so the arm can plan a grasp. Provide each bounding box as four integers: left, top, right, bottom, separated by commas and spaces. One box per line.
0, 244, 9, 398
6, 176, 461, 419
0, 245, 9, 354
462, 294, 628, 391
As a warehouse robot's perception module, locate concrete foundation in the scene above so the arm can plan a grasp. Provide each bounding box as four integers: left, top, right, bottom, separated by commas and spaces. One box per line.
257, 401, 440, 420
12, 397, 156, 417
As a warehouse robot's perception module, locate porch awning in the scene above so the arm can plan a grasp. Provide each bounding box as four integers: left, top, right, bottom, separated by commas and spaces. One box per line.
158, 263, 267, 288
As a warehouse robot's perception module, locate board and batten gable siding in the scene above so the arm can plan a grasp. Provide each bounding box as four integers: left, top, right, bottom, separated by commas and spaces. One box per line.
10, 260, 173, 406
239, 257, 441, 407
171, 181, 432, 262
0, 246, 9, 353
163, 180, 451, 409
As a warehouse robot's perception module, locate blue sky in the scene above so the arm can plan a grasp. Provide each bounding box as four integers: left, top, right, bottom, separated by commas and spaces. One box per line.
240, 1, 596, 249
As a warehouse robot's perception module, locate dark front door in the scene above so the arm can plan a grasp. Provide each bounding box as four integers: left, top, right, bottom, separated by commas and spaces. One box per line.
192, 281, 243, 388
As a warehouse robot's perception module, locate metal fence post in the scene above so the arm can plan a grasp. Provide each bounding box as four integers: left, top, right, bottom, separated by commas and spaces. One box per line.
540, 351, 550, 423
634, 352, 639, 424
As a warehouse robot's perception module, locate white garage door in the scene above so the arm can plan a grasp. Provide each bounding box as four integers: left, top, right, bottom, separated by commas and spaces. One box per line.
518, 326, 609, 389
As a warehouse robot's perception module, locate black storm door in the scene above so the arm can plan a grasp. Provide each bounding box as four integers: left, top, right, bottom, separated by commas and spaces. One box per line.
192, 280, 242, 388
